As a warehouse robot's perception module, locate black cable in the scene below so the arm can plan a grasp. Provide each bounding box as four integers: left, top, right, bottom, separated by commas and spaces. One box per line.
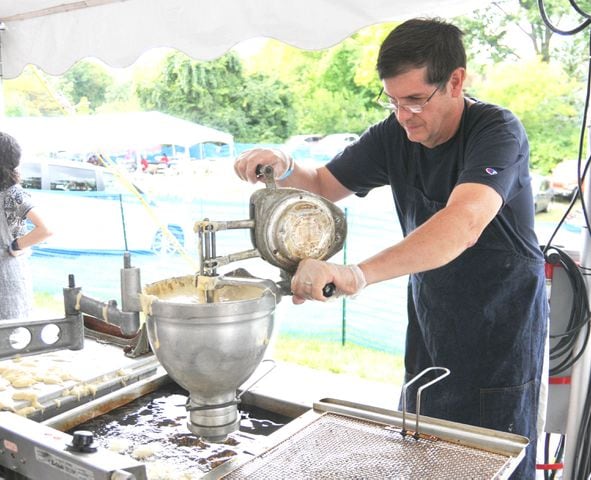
538, 0, 591, 35
550, 434, 565, 480
537, 5, 591, 477
544, 432, 551, 480
576, 30, 591, 237
542, 432, 566, 480
569, 0, 591, 19
544, 246, 591, 376
542, 187, 581, 257
541, 30, 591, 258
574, 369, 591, 476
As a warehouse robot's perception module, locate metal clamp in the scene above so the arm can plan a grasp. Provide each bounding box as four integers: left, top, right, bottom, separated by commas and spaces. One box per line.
195, 218, 257, 277
401, 366, 450, 439
237, 359, 277, 400
184, 359, 277, 413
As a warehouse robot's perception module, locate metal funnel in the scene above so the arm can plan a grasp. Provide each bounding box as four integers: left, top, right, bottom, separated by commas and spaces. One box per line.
142, 272, 278, 441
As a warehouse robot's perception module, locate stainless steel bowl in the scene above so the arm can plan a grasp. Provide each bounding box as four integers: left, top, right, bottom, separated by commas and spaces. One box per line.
142, 273, 278, 441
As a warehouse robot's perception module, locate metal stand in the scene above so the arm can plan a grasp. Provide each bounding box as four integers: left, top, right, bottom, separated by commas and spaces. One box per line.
0, 252, 144, 361
0, 312, 83, 360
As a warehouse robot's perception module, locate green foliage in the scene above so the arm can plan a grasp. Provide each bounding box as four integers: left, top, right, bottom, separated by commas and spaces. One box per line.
136, 51, 295, 142
245, 33, 386, 137
3, 66, 68, 116
456, 11, 518, 65
59, 60, 114, 112
471, 58, 583, 173
273, 335, 404, 383
457, 0, 590, 67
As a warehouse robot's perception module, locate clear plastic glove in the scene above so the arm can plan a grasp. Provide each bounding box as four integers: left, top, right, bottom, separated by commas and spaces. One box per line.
234, 148, 293, 184
291, 258, 367, 305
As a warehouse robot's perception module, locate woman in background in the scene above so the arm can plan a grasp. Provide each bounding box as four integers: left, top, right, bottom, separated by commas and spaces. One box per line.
0, 132, 52, 320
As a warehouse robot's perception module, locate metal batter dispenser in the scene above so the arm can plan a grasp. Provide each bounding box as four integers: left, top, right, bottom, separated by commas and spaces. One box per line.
195, 164, 346, 294
141, 166, 347, 441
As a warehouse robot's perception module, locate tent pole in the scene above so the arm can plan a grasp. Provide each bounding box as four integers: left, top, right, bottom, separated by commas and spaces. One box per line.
562, 126, 591, 480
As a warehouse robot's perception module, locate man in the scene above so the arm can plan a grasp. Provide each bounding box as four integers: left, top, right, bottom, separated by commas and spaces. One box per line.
234, 18, 547, 479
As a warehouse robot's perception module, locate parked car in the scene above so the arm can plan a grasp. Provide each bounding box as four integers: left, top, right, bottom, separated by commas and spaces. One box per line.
550, 159, 579, 200
19, 159, 193, 254
310, 133, 360, 161
531, 173, 553, 213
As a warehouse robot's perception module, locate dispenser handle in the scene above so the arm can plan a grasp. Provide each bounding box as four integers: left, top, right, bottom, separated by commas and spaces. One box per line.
255, 164, 277, 189
323, 283, 336, 297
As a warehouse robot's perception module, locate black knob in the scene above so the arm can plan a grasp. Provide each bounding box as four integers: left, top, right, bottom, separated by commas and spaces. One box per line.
323, 283, 336, 297
67, 430, 97, 453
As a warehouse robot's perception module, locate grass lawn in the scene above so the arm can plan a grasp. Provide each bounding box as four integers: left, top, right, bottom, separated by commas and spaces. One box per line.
272, 336, 404, 384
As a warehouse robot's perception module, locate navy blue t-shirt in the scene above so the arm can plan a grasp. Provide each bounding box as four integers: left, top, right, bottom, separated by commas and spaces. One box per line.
326, 99, 542, 260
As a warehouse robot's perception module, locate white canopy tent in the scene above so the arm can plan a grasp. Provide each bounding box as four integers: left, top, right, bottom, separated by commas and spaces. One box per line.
0, 0, 492, 79
1, 111, 234, 158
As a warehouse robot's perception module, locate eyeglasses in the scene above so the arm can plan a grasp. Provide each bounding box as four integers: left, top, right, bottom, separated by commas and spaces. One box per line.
376, 86, 439, 114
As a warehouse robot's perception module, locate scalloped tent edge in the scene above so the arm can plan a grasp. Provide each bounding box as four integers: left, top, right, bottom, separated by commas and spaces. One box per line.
0, 0, 492, 79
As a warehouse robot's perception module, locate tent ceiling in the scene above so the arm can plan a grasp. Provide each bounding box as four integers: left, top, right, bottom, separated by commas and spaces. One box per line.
0, 0, 492, 79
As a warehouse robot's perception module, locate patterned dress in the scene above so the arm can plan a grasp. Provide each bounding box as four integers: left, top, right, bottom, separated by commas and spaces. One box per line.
0, 185, 34, 320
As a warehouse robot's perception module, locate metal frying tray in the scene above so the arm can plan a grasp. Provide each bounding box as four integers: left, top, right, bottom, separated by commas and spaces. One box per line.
211, 398, 529, 480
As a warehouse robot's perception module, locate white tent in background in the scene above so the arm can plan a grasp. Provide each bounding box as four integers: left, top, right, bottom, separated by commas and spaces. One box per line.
2, 111, 234, 162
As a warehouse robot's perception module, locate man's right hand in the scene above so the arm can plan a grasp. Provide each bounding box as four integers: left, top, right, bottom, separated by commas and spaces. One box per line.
234, 148, 293, 184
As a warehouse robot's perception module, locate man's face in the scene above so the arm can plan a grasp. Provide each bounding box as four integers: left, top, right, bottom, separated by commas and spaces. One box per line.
382, 67, 461, 149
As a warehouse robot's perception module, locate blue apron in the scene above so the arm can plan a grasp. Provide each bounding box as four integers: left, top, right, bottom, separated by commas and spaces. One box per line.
398, 142, 548, 479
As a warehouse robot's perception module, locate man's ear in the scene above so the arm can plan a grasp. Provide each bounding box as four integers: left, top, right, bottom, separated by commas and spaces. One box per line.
449, 67, 466, 97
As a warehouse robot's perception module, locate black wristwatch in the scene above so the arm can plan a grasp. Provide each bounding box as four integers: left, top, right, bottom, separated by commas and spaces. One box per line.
11, 239, 21, 251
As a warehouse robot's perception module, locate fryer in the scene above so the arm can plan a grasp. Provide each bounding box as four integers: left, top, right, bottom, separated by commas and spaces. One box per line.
206, 397, 529, 479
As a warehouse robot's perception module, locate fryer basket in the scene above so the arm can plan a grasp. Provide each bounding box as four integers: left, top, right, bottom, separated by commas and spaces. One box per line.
221, 412, 517, 479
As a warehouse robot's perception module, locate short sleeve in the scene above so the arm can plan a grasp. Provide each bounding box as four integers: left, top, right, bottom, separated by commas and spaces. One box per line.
4, 185, 34, 238
458, 105, 529, 204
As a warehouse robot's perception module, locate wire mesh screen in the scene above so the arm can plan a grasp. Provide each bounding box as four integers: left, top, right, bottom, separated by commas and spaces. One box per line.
222, 412, 515, 479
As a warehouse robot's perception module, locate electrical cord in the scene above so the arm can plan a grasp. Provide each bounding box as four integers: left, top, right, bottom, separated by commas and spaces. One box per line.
538, 0, 591, 34
543, 433, 566, 480
574, 375, 591, 476
569, 0, 591, 19
537, 3, 591, 477
540, 26, 591, 258
544, 246, 591, 376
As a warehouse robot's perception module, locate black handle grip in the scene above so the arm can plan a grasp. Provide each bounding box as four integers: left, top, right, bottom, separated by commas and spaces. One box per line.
322, 283, 336, 297
255, 164, 274, 178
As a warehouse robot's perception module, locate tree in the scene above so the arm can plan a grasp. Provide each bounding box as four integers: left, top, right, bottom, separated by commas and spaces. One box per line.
96, 80, 141, 113
136, 51, 294, 142
471, 58, 583, 173
59, 60, 114, 112
455, 0, 591, 69
244, 29, 389, 136
3, 65, 71, 116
